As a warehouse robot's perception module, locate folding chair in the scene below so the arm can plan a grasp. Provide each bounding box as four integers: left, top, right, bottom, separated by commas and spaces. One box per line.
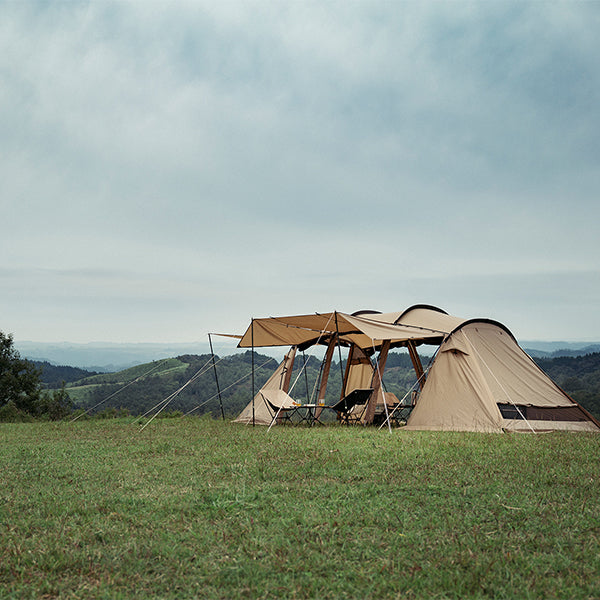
261, 389, 297, 426
387, 390, 418, 426
331, 388, 373, 425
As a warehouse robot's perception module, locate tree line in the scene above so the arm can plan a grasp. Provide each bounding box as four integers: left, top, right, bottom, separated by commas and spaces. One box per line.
0, 332, 72, 421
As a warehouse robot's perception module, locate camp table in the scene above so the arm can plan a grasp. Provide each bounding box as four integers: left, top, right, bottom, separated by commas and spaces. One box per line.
293, 403, 334, 426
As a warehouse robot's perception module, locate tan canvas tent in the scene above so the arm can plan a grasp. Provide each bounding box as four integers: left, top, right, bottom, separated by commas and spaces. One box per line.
232, 305, 600, 433
234, 347, 297, 425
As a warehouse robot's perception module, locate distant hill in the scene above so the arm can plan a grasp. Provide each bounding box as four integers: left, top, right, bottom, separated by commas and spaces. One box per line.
32, 361, 99, 388
16, 341, 222, 372
65, 353, 277, 418
523, 342, 600, 358
58, 349, 600, 420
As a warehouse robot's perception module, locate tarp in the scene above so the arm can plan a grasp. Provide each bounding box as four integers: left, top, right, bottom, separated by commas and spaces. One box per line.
237, 311, 444, 350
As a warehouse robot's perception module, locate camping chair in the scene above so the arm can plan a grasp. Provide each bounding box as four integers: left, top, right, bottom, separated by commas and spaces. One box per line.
260, 389, 297, 426
386, 390, 418, 426
373, 391, 401, 426
331, 388, 373, 425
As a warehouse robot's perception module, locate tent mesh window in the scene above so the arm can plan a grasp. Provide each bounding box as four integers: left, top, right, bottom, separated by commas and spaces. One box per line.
497, 404, 525, 420
497, 404, 589, 422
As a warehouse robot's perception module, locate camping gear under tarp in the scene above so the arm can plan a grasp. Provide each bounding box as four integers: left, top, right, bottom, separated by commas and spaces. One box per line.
231, 305, 600, 433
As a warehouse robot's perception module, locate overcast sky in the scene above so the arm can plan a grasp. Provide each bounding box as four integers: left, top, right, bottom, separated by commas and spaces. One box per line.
2, 1, 599, 345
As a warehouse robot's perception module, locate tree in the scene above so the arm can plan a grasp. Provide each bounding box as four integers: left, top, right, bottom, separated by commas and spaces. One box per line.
0, 331, 41, 414
36, 383, 73, 421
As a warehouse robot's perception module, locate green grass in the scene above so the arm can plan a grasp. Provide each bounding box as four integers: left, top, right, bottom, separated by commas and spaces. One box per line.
1, 420, 599, 599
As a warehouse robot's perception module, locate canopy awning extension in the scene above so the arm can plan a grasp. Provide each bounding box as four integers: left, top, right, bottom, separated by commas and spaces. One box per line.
236, 311, 450, 351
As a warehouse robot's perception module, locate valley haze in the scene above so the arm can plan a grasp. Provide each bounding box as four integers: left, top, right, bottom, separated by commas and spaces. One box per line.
16, 339, 600, 372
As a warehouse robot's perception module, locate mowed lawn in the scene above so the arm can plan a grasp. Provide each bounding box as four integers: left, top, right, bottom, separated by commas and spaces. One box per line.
1, 419, 599, 599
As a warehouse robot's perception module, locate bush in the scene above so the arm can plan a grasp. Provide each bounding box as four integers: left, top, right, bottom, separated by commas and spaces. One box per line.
36, 385, 73, 421
0, 400, 34, 423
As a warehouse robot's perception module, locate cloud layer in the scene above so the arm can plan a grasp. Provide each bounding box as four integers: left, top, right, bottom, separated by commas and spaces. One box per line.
2, 1, 599, 343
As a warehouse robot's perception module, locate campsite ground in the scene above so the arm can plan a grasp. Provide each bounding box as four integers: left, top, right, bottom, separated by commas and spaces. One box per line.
1, 419, 599, 599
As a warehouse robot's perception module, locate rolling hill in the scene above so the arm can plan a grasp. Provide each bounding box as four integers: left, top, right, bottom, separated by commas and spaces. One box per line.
53, 350, 600, 420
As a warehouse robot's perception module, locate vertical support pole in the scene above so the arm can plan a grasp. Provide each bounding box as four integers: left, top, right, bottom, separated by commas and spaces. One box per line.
318, 337, 337, 402
364, 340, 391, 424
334, 312, 345, 389
302, 351, 310, 403
314, 336, 337, 423
340, 343, 357, 409
407, 340, 425, 390
280, 346, 296, 392
251, 318, 255, 427
208, 334, 224, 420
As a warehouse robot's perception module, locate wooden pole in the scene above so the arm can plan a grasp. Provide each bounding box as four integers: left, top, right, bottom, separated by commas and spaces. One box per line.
407, 340, 425, 390
313, 336, 337, 423
340, 344, 356, 406
334, 312, 345, 389
281, 346, 296, 392
364, 340, 391, 424
318, 337, 337, 403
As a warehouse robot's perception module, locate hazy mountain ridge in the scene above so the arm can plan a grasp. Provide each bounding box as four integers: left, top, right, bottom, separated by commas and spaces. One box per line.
523, 343, 600, 358
17, 341, 219, 371
18, 340, 600, 371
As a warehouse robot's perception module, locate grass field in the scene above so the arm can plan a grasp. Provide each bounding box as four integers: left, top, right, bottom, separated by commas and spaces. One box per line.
1, 419, 599, 599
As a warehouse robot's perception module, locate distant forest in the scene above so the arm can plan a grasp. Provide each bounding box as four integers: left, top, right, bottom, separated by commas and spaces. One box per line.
534, 353, 600, 419
33, 361, 100, 388
35, 350, 600, 420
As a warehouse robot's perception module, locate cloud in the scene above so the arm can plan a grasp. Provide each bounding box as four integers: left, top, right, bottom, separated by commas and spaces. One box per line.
1, 1, 599, 343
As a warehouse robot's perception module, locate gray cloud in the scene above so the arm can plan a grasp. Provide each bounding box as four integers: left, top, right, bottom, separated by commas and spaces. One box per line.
1, 1, 599, 343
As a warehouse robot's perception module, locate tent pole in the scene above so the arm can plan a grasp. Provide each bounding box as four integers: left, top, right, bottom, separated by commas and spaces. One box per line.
340, 344, 356, 412
364, 340, 391, 424
334, 312, 345, 390
251, 318, 255, 427
281, 346, 296, 392
406, 340, 425, 390
315, 336, 336, 423
208, 334, 225, 420
302, 351, 310, 403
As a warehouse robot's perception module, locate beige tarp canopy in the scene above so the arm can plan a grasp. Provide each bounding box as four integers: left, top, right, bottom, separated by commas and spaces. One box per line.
231, 305, 600, 433
237, 308, 449, 351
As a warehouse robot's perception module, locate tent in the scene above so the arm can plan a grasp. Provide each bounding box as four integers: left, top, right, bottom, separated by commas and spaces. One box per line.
234, 348, 297, 425
232, 305, 600, 433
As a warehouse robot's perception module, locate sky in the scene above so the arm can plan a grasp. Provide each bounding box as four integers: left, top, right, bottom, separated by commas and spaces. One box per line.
1, 1, 599, 345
